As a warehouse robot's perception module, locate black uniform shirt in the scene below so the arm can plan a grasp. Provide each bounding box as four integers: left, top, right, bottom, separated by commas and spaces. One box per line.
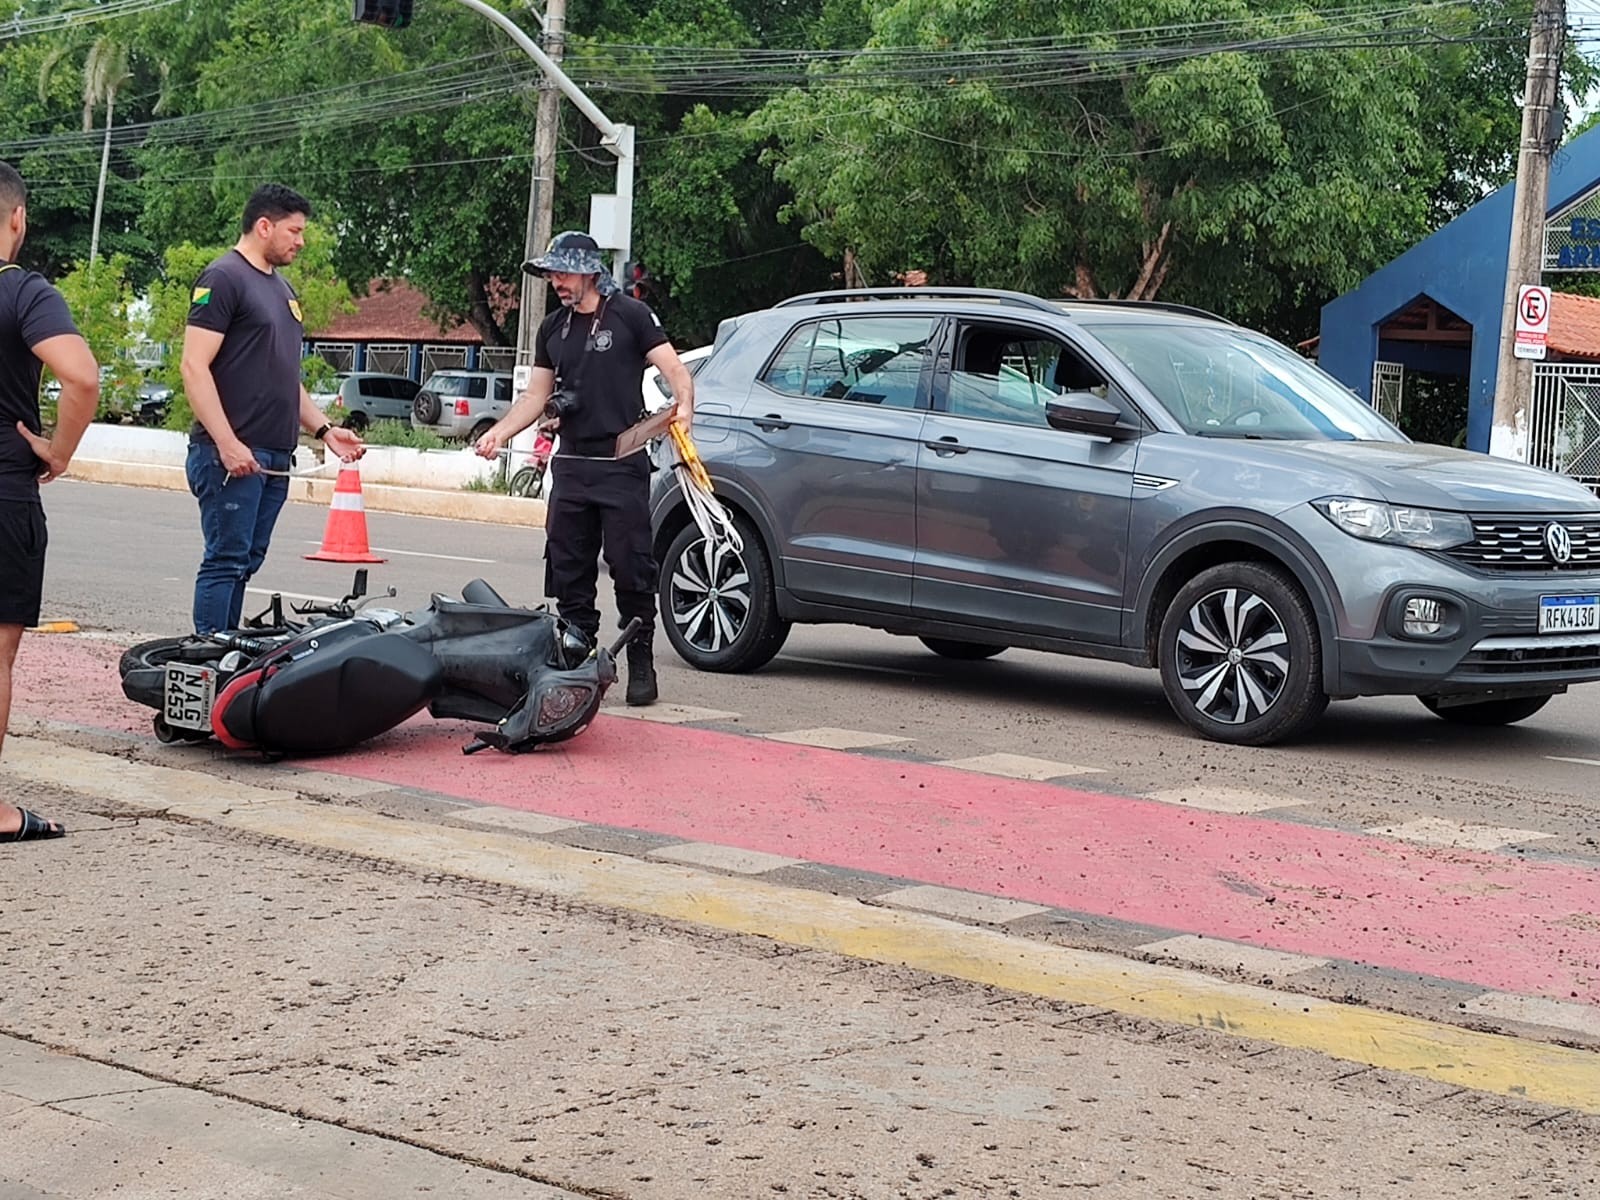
534, 293, 669, 456
0, 260, 81, 503
185, 249, 305, 452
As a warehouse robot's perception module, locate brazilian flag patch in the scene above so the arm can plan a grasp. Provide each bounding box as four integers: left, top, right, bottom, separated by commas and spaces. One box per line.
288, 298, 303, 323
191, 286, 211, 305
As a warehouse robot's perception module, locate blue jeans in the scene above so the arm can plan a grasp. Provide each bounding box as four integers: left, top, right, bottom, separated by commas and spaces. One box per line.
187, 443, 291, 635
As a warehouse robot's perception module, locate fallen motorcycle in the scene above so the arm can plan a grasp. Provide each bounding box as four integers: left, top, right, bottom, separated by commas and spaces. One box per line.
120, 572, 636, 756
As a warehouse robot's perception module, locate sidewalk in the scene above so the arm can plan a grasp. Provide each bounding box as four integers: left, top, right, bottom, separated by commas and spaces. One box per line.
2, 756, 1595, 1200
65, 455, 543, 527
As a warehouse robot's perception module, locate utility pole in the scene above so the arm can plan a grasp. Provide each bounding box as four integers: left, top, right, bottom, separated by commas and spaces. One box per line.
1490, 0, 1566, 460
516, 0, 565, 368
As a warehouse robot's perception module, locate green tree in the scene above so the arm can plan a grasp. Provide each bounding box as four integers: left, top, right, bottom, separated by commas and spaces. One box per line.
53, 253, 136, 420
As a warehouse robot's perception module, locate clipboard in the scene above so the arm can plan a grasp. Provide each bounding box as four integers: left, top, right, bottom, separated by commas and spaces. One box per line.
612, 407, 676, 458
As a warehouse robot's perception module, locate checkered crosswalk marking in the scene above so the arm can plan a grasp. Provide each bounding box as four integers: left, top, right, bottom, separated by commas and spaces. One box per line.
936, 752, 1102, 780
647, 842, 806, 875
452, 808, 588, 835
765, 727, 911, 750
1145, 786, 1307, 814
1138, 934, 1329, 978
875, 884, 1051, 924
602, 703, 740, 724
1462, 992, 1600, 1038
1363, 817, 1556, 851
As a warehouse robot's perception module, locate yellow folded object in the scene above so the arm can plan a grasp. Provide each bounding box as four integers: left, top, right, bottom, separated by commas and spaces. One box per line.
670, 421, 713, 493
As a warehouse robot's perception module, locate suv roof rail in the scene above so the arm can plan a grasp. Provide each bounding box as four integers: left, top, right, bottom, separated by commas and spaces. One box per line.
773, 287, 1060, 314
1055, 297, 1232, 324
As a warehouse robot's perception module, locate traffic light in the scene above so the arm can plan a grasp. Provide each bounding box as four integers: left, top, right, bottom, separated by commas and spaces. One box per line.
353, 0, 412, 28
624, 260, 652, 301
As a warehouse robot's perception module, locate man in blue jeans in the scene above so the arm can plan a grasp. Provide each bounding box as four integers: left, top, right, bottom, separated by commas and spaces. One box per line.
181, 184, 362, 634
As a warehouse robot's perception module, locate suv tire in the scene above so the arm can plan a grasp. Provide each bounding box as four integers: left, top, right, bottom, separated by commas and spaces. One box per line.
412, 390, 442, 424
1158, 562, 1328, 746
1419, 694, 1553, 725
659, 515, 790, 672
919, 637, 1005, 660
343, 411, 369, 433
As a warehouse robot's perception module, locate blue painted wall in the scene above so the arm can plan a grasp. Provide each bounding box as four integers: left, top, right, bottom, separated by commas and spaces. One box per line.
1319, 125, 1600, 452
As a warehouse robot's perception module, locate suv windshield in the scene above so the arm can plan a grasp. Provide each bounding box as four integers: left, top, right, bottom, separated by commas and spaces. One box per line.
1090, 323, 1404, 442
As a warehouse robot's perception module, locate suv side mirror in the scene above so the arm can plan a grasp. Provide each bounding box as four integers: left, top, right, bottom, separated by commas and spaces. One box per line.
1045, 392, 1142, 440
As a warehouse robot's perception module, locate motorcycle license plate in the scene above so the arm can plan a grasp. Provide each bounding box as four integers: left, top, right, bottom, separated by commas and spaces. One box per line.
163, 662, 216, 731
1539, 594, 1600, 634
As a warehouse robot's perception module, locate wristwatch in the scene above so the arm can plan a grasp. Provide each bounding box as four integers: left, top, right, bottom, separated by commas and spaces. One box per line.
313, 422, 332, 441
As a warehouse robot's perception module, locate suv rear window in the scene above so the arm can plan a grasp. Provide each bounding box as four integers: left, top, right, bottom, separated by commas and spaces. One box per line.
762, 316, 935, 410
430, 375, 487, 399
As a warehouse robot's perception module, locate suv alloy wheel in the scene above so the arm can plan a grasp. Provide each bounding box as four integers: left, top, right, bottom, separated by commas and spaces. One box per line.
659, 516, 790, 672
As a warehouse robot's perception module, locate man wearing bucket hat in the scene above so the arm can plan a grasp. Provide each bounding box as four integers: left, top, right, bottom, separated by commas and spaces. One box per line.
475, 231, 695, 706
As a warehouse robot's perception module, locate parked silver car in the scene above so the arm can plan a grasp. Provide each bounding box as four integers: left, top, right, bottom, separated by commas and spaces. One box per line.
313, 372, 422, 431
649, 287, 1600, 745
410, 369, 515, 442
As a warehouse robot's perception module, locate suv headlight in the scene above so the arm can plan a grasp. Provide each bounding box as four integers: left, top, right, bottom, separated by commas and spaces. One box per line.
1311, 498, 1474, 549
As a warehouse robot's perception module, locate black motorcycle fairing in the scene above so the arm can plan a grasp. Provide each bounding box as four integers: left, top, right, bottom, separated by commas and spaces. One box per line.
404, 596, 589, 726
215, 624, 444, 752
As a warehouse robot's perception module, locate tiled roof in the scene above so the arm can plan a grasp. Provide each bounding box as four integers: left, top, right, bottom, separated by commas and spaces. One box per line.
1550, 291, 1600, 360
307, 278, 481, 344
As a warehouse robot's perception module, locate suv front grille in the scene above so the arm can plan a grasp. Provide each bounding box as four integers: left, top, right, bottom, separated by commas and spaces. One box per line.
1444, 517, 1600, 572
1457, 635, 1600, 675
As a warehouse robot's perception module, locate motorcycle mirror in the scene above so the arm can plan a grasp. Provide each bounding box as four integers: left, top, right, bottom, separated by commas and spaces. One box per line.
349, 569, 368, 599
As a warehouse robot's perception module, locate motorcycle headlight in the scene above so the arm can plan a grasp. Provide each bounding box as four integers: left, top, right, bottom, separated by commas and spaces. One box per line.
1311, 498, 1474, 549
535, 682, 594, 729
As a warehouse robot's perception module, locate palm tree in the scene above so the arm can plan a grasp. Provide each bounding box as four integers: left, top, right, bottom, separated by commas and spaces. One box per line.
39, 38, 132, 265
82, 39, 131, 265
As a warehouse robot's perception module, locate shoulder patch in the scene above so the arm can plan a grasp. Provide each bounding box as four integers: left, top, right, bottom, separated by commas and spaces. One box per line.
191, 286, 212, 305
288, 298, 303, 323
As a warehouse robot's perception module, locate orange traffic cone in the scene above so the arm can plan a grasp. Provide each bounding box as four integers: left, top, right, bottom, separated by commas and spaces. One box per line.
305, 460, 385, 563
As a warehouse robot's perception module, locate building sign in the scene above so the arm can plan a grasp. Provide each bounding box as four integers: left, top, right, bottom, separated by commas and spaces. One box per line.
1514, 284, 1551, 360
1545, 184, 1600, 271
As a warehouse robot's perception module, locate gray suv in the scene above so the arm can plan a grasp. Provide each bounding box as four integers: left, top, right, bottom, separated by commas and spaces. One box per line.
410, 369, 515, 442
648, 287, 1600, 745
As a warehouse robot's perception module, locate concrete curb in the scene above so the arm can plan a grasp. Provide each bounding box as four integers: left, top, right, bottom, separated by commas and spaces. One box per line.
65, 458, 546, 528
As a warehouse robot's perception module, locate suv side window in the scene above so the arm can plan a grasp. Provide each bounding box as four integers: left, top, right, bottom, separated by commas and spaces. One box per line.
494, 377, 512, 404
945, 324, 1111, 429
762, 317, 935, 410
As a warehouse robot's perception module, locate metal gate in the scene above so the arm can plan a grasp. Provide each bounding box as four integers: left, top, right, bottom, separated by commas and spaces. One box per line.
364, 342, 412, 379
421, 343, 469, 378
1530, 363, 1600, 494
310, 341, 356, 373
478, 346, 516, 372
1372, 361, 1404, 425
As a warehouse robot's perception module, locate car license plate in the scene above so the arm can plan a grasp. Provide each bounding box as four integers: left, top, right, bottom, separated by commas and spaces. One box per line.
1539, 594, 1600, 634
163, 662, 216, 730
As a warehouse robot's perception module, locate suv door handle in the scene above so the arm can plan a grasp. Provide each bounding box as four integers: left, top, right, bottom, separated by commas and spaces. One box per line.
924, 436, 969, 456
752, 414, 791, 432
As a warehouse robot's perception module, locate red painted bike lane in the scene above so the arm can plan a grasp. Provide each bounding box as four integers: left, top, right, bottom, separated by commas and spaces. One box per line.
24, 635, 1600, 1005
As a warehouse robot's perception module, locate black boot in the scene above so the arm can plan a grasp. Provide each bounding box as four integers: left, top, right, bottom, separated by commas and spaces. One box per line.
625, 637, 658, 707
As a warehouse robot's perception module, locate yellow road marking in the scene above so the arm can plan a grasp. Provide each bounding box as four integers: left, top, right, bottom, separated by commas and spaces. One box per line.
8, 736, 1599, 1112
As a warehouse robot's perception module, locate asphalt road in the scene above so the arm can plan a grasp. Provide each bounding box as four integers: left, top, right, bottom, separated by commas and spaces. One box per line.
38, 476, 1600, 821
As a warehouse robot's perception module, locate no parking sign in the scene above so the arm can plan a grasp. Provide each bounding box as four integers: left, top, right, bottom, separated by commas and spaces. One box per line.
1514, 284, 1551, 360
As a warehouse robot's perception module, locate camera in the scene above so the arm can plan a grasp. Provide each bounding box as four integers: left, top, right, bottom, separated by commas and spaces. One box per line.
546, 388, 580, 420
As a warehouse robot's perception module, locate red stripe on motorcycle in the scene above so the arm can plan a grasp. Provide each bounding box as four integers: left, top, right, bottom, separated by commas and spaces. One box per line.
210, 667, 266, 749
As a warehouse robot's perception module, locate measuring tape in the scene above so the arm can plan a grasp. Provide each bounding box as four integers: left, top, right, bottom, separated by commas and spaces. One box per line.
669, 422, 742, 553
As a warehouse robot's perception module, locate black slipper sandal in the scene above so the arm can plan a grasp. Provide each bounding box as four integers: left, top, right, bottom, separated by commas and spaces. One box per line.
2, 809, 66, 842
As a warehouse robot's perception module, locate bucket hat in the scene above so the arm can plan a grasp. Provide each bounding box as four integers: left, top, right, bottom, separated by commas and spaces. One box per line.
524, 230, 606, 277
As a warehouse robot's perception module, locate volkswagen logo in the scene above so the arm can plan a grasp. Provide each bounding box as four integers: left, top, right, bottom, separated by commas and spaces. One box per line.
1545, 522, 1574, 564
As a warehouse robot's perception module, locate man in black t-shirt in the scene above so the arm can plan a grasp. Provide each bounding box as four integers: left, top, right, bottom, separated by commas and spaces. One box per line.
181, 184, 363, 634
475, 231, 696, 706
0, 161, 99, 842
